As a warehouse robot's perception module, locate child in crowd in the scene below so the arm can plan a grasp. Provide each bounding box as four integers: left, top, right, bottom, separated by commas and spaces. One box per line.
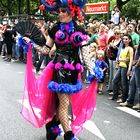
85, 43, 97, 84
89, 42, 97, 63
96, 50, 108, 94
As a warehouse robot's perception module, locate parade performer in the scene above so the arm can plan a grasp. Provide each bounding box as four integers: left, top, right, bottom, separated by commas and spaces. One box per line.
20, 0, 103, 140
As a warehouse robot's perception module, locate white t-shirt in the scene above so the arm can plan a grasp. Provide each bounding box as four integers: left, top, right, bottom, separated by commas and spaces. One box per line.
111, 11, 120, 25
0, 33, 3, 41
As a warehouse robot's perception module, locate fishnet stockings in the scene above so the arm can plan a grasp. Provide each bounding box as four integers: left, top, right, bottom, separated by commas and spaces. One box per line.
56, 93, 71, 132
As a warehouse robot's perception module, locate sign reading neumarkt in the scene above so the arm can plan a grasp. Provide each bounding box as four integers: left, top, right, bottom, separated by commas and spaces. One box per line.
84, 2, 109, 14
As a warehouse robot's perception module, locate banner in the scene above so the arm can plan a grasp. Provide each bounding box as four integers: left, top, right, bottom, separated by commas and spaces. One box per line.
84, 2, 109, 14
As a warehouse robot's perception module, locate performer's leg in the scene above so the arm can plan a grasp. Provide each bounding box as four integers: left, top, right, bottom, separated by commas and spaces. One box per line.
45, 95, 60, 140
57, 93, 70, 132
57, 93, 78, 140
58, 93, 76, 140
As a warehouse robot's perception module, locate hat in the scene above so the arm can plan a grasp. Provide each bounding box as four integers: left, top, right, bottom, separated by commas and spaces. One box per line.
39, 0, 87, 20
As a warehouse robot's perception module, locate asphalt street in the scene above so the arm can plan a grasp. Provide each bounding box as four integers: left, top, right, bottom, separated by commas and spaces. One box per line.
0, 57, 140, 140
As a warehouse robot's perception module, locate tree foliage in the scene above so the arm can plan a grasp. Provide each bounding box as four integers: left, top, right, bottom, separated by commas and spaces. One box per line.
0, 0, 139, 20
0, 0, 16, 15
0, 0, 40, 15
122, 0, 140, 19
116, 0, 131, 11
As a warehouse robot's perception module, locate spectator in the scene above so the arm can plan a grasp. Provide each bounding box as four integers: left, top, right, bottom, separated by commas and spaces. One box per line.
0, 28, 3, 55
89, 42, 97, 61
3, 25, 14, 61
88, 24, 99, 46
120, 42, 140, 111
111, 6, 121, 25
120, 17, 128, 30
107, 21, 115, 40
127, 23, 139, 49
96, 50, 108, 94
85, 43, 97, 84
107, 29, 121, 92
111, 34, 134, 103
98, 23, 108, 51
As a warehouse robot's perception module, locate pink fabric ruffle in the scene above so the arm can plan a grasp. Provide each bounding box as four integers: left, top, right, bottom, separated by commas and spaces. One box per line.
21, 43, 55, 128
71, 78, 97, 135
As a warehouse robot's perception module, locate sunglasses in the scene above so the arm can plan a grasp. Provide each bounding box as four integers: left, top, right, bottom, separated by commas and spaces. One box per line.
114, 33, 120, 35
57, 9, 67, 14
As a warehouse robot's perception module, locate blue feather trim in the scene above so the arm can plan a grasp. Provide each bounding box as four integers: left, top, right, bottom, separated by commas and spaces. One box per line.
48, 80, 82, 94
87, 66, 104, 83
93, 66, 104, 81
50, 125, 62, 136
17, 36, 34, 53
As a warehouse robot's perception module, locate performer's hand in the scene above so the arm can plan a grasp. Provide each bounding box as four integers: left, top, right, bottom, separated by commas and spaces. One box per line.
41, 46, 50, 55
22, 37, 31, 44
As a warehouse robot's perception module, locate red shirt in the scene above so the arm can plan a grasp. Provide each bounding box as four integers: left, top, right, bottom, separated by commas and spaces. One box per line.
98, 32, 108, 51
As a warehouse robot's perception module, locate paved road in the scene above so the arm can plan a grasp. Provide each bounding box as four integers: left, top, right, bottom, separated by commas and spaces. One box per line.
0, 57, 140, 140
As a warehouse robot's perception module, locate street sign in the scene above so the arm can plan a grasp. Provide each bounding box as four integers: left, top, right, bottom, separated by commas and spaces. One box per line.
84, 2, 109, 14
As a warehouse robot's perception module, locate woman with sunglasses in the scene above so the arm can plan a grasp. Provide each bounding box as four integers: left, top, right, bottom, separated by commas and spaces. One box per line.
111, 34, 134, 103
107, 29, 121, 93
21, 1, 102, 140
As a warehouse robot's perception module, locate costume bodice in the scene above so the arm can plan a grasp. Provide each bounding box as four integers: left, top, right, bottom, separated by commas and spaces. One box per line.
53, 43, 80, 65
48, 20, 88, 64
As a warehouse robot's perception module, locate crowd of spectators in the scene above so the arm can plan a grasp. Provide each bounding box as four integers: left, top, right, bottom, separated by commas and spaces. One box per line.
0, 15, 140, 112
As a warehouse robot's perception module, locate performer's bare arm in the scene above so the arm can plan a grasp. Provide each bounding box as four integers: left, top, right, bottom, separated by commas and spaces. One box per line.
49, 44, 56, 58
41, 36, 54, 54
23, 35, 54, 55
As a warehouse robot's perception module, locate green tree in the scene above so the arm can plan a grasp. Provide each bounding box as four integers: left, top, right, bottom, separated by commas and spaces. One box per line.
0, 0, 17, 15
0, 0, 139, 21
0, 0, 41, 16
122, 0, 140, 19
116, 0, 131, 11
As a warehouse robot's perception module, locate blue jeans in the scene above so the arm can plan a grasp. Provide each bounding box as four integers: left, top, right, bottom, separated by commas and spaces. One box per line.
127, 66, 140, 104
127, 69, 136, 104
108, 59, 116, 91
12, 43, 16, 58
16, 45, 20, 57
134, 66, 140, 103
113, 67, 129, 102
